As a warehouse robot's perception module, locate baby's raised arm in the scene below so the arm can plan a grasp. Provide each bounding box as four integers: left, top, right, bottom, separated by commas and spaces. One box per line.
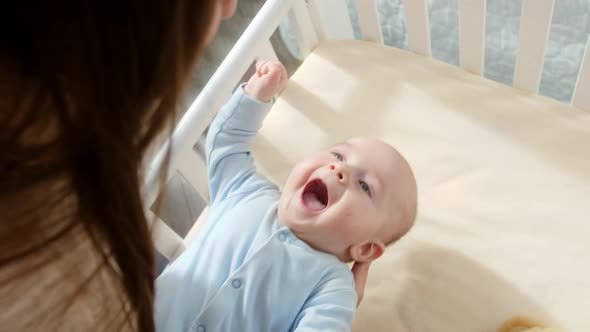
205, 61, 287, 204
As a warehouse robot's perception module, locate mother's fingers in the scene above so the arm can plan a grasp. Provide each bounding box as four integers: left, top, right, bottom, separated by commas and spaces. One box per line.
351, 261, 371, 307
220, 0, 238, 19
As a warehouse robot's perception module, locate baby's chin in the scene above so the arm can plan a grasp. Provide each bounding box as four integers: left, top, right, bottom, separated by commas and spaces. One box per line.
277, 209, 310, 232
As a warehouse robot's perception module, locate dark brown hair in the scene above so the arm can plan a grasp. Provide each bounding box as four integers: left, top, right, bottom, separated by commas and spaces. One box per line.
0, 1, 216, 330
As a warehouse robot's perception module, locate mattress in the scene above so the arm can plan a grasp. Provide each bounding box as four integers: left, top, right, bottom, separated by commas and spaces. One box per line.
253, 40, 590, 331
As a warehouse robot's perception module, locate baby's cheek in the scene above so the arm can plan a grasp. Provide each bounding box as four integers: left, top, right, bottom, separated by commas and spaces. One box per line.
288, 165, 311, 188
341, 205, 356, 222
332, 202, 358, 230
343, 198, 374, 235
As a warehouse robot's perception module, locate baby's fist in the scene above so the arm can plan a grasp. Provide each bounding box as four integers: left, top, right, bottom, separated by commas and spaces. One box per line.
244, 60, 287, 102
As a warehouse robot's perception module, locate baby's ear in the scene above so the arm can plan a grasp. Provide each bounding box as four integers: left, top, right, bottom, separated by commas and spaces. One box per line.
349, 241, 385, 263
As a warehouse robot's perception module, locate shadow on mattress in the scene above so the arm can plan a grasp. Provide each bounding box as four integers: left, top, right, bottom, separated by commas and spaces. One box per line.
353, 243, 556, 332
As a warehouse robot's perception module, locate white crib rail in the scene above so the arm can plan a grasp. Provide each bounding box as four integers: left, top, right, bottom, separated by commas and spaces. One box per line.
145, 0, 296, 260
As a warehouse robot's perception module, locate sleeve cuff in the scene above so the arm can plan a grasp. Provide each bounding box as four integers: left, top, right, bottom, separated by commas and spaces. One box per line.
220, 83, 273, 132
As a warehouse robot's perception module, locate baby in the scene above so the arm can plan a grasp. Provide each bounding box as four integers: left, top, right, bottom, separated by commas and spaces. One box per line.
155, 61, 417, 332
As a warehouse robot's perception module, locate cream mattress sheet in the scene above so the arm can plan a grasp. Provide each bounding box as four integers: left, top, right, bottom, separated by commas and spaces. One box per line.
252, 40, 590, 332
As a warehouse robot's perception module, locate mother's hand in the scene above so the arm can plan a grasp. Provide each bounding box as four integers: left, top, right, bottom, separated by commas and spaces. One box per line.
351, 261, 371, 307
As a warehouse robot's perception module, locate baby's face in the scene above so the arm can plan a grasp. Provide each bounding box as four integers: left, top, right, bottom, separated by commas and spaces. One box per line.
278, 137, 417, 262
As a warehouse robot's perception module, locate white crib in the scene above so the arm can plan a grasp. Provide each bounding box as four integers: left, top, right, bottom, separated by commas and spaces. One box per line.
146, 0, 590, 331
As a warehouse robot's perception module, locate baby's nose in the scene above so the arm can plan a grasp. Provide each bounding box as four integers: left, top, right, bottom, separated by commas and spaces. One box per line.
329, 164, 346, 183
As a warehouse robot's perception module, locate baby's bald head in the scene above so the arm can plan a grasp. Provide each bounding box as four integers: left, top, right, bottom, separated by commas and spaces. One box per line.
346, 137, 417, 245
381, 147, 417, 245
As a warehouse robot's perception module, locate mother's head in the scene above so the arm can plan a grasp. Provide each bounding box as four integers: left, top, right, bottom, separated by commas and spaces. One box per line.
0, 1, 236, 330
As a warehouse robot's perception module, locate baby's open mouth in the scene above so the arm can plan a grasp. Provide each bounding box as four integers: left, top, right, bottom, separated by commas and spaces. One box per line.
302, 179, 329, 211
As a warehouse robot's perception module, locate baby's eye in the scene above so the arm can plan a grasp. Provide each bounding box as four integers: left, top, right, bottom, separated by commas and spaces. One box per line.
359, 180, 371, 197
331, 152, 343, 161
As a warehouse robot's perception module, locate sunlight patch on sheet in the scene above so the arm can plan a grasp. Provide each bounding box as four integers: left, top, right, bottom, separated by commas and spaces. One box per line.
291, 56, 359, 112
259, 105, 329, 160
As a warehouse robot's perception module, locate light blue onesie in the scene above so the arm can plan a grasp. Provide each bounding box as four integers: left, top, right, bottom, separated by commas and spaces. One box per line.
155, 85, 357, 332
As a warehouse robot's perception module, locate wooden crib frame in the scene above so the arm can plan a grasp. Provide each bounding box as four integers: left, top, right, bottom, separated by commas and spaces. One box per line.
145, 0, 590, 262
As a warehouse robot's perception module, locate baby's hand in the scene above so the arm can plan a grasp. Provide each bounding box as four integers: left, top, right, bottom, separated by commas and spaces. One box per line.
244, 60, 287, 102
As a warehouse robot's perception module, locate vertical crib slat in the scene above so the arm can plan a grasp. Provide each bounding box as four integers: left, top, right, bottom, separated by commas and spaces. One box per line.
306, 0, 326, 41
459, 0, 486, 75
147, 209, 185, 261
176, 150, 209, 202
403, 0, 431, 56
513, 0, 555, 93
306, 0, 354, 41
354, 0, 384, 44
258, 39, 279, 62
289, 0, 319, 56
572, 37, 590, 111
